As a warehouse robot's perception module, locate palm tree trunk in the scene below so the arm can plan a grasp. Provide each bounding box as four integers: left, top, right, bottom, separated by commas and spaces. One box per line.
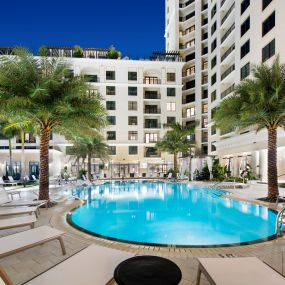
20, 131, 25, 178
173, 152, 178, 178
267, 127, 279, 200
39, 127, 50, 201
87, 152, 91, 180
8, 138, 13, 177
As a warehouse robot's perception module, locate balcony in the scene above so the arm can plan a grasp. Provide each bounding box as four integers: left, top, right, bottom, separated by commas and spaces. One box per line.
144, 92, 161, 100
221, 2, 235, 26
144, 107, 161, 114
179, 0, 195, 8
179, 11, 195, 22
143, 77, 161, 85
221, 23, 235, 44
221, 84, 235, 99
144, 121, 161, 129
144, 147, 160, 158
221, 44, 235, 62
221, 64, 235, 81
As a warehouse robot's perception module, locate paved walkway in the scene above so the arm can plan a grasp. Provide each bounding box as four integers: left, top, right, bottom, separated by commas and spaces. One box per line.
0, 182, 285, 284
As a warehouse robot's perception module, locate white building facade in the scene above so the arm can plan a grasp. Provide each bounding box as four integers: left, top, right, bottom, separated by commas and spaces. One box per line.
0, 52, 184, 179
166, 0, 285, 180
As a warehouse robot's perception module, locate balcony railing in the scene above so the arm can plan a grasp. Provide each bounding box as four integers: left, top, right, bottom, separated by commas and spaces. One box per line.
221, 64, 235, 81
143, 78, 161, 84
144, 108, 161, 114
144, 93, 161, 100
221, 0, 227, 7
221, 23, 235, 43
221, 44, 235, 62
179, 0, 195, 8
144, 123, 161, 129
221, 2, 235, 25
179, 11, 195, 22
221, 84, 235, 99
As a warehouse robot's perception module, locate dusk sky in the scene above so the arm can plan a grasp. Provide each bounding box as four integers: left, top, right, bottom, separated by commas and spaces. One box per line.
0, 0, 165, 58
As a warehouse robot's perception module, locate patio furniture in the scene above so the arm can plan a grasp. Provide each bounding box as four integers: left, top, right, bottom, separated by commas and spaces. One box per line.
114, 255, 182, 285
167, 173, 173, 179
0, 177, 17, 187
0, 206, 39, 218
0, 225, 66, 258
7, 244, 133, 285
0, 186, 47, 208
31, 175, 38, 181
0, 214, 37, 230
196, 257, 285, 285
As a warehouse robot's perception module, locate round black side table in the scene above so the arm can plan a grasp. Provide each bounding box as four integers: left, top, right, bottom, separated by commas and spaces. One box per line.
114, 255, 182, 285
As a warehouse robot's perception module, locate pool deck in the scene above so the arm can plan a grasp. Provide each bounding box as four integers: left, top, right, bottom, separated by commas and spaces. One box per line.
1, 181, 285, 285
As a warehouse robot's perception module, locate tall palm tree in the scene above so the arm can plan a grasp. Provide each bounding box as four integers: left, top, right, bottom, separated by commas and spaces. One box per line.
69, 136, 109, 180
0, 48, 107, 201
214, 57, 285, 200
156, 123, 195, 178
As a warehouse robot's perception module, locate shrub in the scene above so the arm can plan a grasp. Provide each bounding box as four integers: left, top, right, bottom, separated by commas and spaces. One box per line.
107, 47, 121, 59
38, 46, 49, 56
79, 169, 87, 178
212, 159, 225, 181
73, 45, 84, 58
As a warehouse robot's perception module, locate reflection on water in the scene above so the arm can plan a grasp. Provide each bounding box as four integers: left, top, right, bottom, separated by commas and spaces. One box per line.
70, 181, 277, 246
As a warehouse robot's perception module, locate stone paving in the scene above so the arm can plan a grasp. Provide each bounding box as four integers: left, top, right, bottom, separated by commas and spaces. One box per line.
0, 183, 285, 284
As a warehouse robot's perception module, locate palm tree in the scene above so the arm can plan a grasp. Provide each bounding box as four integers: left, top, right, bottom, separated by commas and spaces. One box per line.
69, 136, 109, 180
0, 48, 107, 201
214, 57, 285, 200
156, 123, 195, 178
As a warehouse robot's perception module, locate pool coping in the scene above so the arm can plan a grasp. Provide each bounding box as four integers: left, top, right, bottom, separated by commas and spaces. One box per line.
66, 183, 279, 249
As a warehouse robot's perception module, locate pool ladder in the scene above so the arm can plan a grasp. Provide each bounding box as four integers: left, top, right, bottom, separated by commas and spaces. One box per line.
276, 206, 285, 236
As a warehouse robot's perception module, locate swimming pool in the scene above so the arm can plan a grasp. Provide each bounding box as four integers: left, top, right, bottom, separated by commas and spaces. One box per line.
68, 181, 277, 247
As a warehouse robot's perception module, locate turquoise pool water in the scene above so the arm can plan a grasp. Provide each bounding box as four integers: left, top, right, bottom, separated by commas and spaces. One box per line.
69, 181, 277, 246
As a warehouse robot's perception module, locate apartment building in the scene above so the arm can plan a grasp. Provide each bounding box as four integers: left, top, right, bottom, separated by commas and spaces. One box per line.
0, 47, 184, 178
166, 0, 285, 180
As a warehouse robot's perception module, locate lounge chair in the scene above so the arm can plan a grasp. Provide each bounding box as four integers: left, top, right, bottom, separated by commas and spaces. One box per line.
0, 214, 37, 230
196, 257, 285, 285
0, 225, 65, 259
0, 206, 39, 218
0, 177, 17, 187
167, 173, 173, 179
0, 244, 133, 285
0, 186, 47, 208
8, 176, 22, 185
31, 175, 38, 181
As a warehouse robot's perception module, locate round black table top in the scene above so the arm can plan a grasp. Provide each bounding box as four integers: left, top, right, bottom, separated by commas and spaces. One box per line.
114, 255, 182, 285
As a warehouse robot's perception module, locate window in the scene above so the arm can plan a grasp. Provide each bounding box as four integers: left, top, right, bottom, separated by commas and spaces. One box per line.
84, 74, 98, 82
106, 101, 116, 110
106, 71, 115, 80
128, 72, 137, 81
211, 73, 216, 85
185, 52, 195, 61
241, 0, 250, 15
211, 90, 216, 102
185, 66, 195, 76
202, 104, 208, 113
211, 142, 217, 152
241, 17, 250, 37
167, 117, 176, 124
211, 56, 217, 68
107, 131, 116, 140
109, 146, 116, 155
129, 146, 138, 155
167, 73, 176, 82
241, 62, 250, 80
262, 0, 272, 10
262, 12, 275, 36
211, 4, 217, 18
211, 21, 217, 35
240, 40, 250, 59
129, 131, 138, 141
211, 39, 217, 52
128, 116, 138, 125
106, 86, 115, 95
167, 102, 176, 111
107, 116, 116, 125
167, 88, 176, 97
186, 107, 195, 117
262, 39, 275, 62
202, 117, 208, 128
145, 133, 158, 143
211, 125, 216, 135
128, 101, 137, 111
128, 87, 137, 96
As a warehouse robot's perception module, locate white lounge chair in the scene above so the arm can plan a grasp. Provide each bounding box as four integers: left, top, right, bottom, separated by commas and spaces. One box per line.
8, 176, 22, 185
167, 172, 173, 179
0, 225, 65, 259
0, 206, 39, 218
0, 244, 133, 285
31, 175, 38, 181
0, 186, 47, 208
0, 177, 17, 187
0, 214, 37, 230
196, 257, 285, 285
159, 172, 165, 178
